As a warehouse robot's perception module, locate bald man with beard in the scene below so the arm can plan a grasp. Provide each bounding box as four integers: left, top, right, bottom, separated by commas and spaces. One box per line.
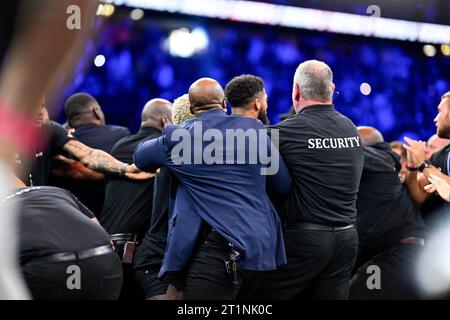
100, 98, 172, 299
134, 78, 290, 300
349, 126, 427, 299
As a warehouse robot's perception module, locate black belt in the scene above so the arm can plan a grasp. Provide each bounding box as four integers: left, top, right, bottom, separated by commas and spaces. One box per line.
285, 222, 354, 231
26, 245, 115, 264
110, 233, 136, 244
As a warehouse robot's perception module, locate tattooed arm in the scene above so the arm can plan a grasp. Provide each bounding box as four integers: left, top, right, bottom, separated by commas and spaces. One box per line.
62, 140, 155, 180
51, 154, 104, 181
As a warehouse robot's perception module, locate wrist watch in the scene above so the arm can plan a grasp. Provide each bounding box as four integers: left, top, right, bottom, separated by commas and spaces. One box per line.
120, 163, 128, 176
418, 160, 432, 173
406, 161, 417, 171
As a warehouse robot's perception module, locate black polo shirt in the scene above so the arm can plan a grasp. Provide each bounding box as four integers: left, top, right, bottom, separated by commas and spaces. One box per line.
16, 121, 75, 186
270, 104, 364, 225
356, 142, 428, 265
4, 186, 111, 265
100, 126, 161, 236
134, 167, 173, 270
421, 144, 450, 225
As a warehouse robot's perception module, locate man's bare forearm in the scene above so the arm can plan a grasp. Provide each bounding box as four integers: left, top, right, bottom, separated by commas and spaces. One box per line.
405, 171, 428, 206
422, 166, 450, 183
77, 148, 124, 175
80, 149, 124, 175
52, 154, 105, 181
63, 140, 155, 180
63, 140, 125, 176
0, 0, 97, 115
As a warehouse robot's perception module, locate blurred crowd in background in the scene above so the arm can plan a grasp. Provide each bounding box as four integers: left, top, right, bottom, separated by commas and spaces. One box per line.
55, 9, 450, 142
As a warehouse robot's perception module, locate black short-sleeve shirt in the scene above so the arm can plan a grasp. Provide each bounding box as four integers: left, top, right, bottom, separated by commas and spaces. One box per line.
270, 104, 364, 225
430, 144, 450, 175
100, 126, 161, 236
16, 121, 75, 186
356, 143, 428, 264
134, 167, 173, 270
4, 186, 111, 264
421, 144, 450, 225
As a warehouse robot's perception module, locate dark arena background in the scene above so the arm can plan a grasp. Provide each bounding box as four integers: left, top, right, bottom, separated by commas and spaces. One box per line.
56, 0, 450, 142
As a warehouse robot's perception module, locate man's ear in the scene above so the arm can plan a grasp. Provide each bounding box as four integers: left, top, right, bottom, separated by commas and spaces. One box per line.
253, 98, 261, 112
93, 105, 102, 120
293, 83, 300, 103
222, 100, 227, 112
331, 82, 335, 94
292, 83, 301, 113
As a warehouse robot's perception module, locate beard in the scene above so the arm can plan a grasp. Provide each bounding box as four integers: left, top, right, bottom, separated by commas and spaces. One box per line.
438, 124, 450, 139
258, 109, 270, 125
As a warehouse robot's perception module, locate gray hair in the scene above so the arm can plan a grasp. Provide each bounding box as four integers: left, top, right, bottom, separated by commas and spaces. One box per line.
293, 60, 333, 102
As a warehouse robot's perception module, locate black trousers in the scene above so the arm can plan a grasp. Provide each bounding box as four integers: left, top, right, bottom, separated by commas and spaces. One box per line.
134, 242, 169, 299
255, 227, 359, 300
183, 229, 263, 300
22, 251, 123, 300
120, 263, 145, 300
112, 240, 145, 300
350, 242, 424, 300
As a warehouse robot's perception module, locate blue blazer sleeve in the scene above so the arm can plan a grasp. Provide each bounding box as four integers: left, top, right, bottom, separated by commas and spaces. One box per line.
134, 135, 167, 172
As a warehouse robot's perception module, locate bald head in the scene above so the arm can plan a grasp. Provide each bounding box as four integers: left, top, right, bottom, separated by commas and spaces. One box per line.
357, 126, 384, 146
188, 78, 226, 115
141, 98, 172, 130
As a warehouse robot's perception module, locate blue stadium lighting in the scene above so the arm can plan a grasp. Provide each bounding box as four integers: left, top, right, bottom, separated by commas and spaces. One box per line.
104, 0, 450, 44
94, 54, 106, 67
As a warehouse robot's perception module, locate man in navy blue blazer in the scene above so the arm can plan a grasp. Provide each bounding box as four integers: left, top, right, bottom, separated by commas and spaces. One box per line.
134, 78, 291, 299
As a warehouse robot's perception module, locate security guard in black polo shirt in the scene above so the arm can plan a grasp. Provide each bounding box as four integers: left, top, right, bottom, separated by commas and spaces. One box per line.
5, 185, 123, 300
350, 127, 427, 299
101, 98, 172, 300
257, 60, 364, 300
